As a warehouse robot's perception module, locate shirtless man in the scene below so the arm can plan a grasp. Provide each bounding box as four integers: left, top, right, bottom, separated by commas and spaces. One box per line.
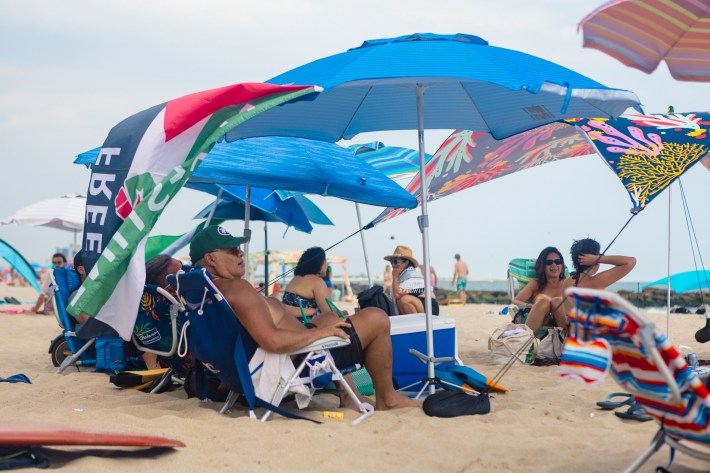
190, 226, 421, 411
452, 254, 469, 303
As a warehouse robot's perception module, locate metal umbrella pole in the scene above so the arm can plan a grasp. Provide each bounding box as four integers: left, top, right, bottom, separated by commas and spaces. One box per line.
264, 221, 269, 296
243, 185, 252, 279
355, 203, 373, 286
413, 84, 438, 396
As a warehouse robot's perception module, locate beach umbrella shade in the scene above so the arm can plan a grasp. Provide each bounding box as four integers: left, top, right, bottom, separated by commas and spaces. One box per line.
579, 0, 710, 81
1, 194, 85, 250
193, 184, 333, 234
225, 32, 641, 393
77, 138, 417, 210
641, 270, 710, 293
349, 142, 431, 180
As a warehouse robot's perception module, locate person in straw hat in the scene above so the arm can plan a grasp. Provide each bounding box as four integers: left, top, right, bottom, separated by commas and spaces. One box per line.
384, 245, 439, 316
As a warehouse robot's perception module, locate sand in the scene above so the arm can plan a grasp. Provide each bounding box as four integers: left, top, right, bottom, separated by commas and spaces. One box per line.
1, 284, 708, 473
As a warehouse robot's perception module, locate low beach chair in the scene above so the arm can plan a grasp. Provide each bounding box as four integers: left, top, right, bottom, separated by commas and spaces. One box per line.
563, 287, 710, 473
47, 267, 97, 372
167, 267, 374, 425
131, 285, 187, 392
48, 267, 137, 374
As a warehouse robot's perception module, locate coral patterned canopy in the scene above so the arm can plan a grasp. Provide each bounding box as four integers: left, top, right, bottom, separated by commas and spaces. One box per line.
370, 112, 710, 225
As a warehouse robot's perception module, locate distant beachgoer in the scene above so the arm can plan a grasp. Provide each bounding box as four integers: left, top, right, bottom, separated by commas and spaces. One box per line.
421, 265, 437, 289
564, 238, 636, 291
452, 254, 469, 303
322, 265, 334, 299
515, 247, 568, 333
33, 253, 66, 315
385, 245, 439, 315
382, 265, 393, 293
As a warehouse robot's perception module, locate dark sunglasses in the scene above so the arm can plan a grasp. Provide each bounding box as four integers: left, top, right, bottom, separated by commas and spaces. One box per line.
543, 258, 563, 266
52, 261, 64, 266
390, 258, 405, 264
213, 247, 240, 256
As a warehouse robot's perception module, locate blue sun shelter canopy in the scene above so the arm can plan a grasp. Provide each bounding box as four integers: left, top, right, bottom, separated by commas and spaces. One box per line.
226, 33, 640, 142
641, 270, 710, 293
0, 239, 40, 293
192, 184, 334, 234
78, 137, 416, 210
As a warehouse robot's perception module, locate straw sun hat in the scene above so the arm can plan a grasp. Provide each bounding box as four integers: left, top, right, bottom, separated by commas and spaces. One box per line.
384, 245, 419, 268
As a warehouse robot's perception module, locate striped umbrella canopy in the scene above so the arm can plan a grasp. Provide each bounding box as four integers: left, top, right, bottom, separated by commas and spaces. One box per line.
579, 0, 710, 81
349, 142, 431, 179
1, 194, 85, 232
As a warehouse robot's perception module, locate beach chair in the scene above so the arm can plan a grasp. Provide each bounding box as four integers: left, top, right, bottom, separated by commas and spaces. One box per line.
131, 285, 187, 392
48, 267, 137, 374
507, 258, 537, 302
167, 267, 374, 425
47, 267, 98, 372
563, 287, 710, 473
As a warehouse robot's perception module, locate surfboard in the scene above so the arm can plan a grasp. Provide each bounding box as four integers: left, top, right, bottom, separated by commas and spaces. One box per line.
0, 422, 185, 448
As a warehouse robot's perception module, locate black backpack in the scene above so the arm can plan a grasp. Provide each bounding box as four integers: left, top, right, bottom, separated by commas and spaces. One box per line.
357, 285, 396, 316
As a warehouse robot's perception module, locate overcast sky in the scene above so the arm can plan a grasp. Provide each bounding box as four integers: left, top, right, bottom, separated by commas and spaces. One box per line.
1, 1, 708, 283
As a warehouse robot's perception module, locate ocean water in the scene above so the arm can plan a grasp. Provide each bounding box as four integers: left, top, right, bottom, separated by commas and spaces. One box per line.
346, 277, 646, 293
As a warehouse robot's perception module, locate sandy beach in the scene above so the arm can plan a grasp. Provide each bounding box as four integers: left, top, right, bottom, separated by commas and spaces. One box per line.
1, 284, 708, 473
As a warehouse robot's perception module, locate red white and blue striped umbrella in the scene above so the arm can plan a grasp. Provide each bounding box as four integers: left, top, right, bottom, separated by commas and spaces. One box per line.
579, 0, 710, 81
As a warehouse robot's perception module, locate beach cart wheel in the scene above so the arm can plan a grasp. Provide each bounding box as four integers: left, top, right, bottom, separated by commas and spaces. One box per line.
49, 335, 70, 367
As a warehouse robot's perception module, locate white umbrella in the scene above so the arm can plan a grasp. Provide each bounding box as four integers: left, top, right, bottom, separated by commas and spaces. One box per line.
2, 194, 85, 251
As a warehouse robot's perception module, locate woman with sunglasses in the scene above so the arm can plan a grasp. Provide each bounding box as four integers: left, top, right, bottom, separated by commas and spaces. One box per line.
514, 246, 569, 333
564, 238, 636, 290
384, 245, 439, 316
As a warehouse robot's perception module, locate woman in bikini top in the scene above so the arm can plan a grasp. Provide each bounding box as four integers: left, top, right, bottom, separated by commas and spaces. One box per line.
281, 247, 331, 322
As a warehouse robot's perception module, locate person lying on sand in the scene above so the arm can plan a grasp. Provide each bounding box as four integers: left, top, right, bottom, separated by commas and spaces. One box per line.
190, 226, 421, 411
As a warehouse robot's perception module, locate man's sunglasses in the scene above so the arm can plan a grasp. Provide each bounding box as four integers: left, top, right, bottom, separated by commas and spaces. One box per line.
213, 247, 240, 256
390, 258, 405, 264
52, 261, 64, 266
543, 258, 563, 266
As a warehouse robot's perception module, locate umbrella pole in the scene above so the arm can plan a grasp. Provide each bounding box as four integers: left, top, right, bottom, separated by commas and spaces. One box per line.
244, 185, 251, 279
666, 186, 672, 338
414, 85, 437, 396
204, 189, 223, 227
264, 222, 269, 297
355, 203, 373, 286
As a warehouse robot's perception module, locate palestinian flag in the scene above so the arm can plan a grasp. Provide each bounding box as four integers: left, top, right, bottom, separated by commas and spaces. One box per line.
69, 83, 319, 340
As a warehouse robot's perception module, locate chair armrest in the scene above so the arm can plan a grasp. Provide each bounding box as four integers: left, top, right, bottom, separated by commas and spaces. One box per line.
289, 336, 351, 355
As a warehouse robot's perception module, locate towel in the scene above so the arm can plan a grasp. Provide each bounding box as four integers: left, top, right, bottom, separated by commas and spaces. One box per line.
248, 349, 312, 408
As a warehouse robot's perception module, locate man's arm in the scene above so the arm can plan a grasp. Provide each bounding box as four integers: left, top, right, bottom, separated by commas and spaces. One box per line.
218, 279, 350, 354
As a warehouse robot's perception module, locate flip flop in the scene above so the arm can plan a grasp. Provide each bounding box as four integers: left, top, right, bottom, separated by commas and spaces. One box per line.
596, 392, 633, 410
614, 402, 653, 422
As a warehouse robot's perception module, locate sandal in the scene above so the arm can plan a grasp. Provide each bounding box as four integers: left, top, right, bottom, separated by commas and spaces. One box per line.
614, 402, 653, 422
596, 392, 634, 410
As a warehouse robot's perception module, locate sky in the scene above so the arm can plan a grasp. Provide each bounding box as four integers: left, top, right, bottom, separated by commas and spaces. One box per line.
0, 0, 708, 283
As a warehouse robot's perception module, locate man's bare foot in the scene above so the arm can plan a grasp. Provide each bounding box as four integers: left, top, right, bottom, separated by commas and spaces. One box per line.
375, 393, 423, 410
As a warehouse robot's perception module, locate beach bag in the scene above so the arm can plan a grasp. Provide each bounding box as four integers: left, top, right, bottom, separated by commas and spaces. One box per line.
535, 327, 565, 362
423, 391, 490, 417
357, 285, 396, 316
488, 323, 537, 365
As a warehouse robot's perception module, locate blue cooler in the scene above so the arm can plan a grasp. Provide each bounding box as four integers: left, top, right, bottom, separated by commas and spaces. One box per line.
389, 314, 457, 391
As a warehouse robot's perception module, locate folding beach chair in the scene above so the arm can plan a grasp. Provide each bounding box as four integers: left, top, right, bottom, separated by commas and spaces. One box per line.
167, 267, 374, 425
563, 287, 710, 473
507, 258, 537, 302
131, 285, 187, 392
48, 267, 138, 374
47, 267, 97, 372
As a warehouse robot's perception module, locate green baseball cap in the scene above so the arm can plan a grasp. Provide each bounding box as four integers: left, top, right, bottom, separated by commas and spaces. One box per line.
189, 226, 248, 264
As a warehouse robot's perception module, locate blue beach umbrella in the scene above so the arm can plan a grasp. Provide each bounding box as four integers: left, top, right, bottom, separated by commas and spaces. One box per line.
641, 270, 710, 294
193, 184, 333, 234
225, 32, 641, 392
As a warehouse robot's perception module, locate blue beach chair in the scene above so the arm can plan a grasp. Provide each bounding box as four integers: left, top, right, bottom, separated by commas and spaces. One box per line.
168, 267, 374, 425
48, 267, 136, 374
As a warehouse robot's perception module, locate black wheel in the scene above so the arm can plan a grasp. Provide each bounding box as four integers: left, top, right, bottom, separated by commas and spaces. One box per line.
49, 336, 71, 367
